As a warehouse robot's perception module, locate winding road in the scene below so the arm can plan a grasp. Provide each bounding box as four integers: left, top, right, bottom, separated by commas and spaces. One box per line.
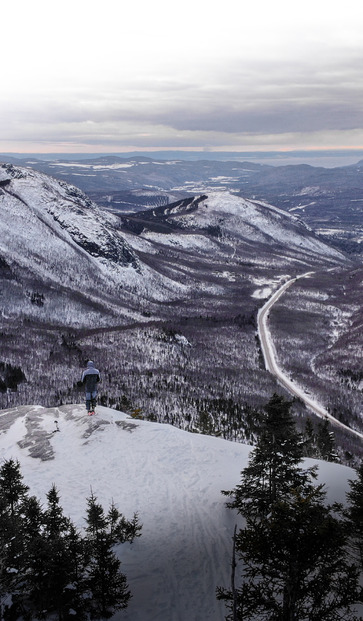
257, 274, 363, 441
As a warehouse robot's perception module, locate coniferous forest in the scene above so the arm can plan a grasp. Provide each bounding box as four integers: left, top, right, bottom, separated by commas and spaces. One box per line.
0, 459, 141, 620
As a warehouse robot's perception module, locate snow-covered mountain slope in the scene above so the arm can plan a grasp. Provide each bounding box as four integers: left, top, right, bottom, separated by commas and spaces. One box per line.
0, 164, 136, 272
119, 192, 349, 312
0, 404, 357, 621
0, 163, 349, 329
0, 164, 191, 326
128, 192, 345, 261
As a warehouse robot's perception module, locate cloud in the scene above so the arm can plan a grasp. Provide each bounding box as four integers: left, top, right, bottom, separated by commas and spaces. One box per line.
156, 100, 363, 135
4, 53, 362, 138
1, 0, 363, 152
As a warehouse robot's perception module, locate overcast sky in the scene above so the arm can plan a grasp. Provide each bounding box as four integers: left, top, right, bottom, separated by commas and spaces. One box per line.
1, 0, 363, 154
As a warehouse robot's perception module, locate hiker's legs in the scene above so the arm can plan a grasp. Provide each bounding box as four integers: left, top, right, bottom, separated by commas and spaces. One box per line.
90, 390, 97, 410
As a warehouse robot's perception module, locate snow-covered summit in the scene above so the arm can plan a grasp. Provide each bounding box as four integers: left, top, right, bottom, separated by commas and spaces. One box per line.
0, 404, 356, 621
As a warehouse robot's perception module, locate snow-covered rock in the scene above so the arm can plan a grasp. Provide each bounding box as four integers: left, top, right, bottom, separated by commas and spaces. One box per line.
0, 404, 356, 621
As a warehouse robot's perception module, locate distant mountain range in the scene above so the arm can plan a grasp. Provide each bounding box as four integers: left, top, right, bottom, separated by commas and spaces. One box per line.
1, 154, 362, 254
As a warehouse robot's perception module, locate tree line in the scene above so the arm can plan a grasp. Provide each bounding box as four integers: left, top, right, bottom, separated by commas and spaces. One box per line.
218, 394, 363, 620
0, 460, 141, 620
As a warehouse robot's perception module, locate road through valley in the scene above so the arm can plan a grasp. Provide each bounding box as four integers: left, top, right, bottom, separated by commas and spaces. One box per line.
257, 274, 363, 441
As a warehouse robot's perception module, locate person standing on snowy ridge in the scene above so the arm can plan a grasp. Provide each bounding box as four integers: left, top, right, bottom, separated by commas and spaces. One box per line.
81, 360, 100, 415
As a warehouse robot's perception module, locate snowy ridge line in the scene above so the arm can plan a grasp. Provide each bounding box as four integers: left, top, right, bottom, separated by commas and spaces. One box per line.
257, 274, 363, 441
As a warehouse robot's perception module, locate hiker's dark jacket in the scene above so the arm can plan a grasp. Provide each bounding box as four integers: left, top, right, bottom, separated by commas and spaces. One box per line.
81, 361, 100, 392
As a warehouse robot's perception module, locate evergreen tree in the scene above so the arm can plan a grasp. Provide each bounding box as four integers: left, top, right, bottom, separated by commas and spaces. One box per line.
107, 501, 142, 544
302, 417, 317, 457
346, 462, 363, 571
65, 523, 88, 618
220, 485, 361, 620
0, 488, 15, 620
85, 492, 131, 618
219, 395, 362, 621
0, 459, 29, 519
40, 485, 87, 620
224, 394, 314, 520
316, 418, 338, 462
18, 494, 45, 616
44, 484, 70, 537
0, 462, 135, 620
302, 417, 339, 462
3, 481, 86, 621
0, 459, 31, 619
